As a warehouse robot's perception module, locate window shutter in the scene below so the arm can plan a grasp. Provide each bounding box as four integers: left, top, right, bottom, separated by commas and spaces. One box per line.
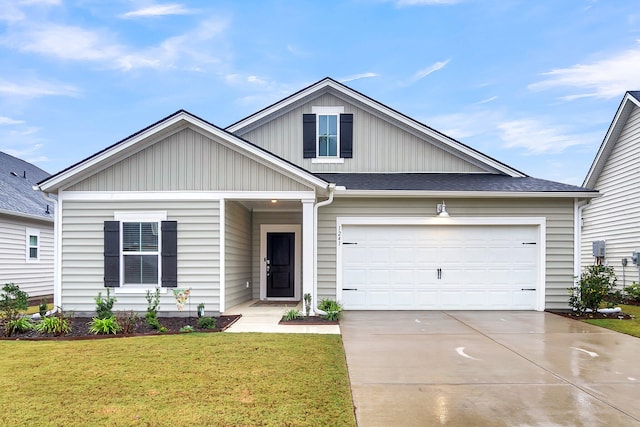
161, 221, 178, 288
340, 114, 353, 158
303, 114, 316, 158
104, 221, 120, 288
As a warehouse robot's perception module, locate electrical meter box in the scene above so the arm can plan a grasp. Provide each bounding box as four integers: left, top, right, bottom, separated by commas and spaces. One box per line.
633, 252, 640, 266
592, 240, 606, 258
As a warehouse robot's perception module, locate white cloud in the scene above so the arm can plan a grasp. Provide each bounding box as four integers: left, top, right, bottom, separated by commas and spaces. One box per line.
497, 119, 596, 155
120, 3, 193, 18
339, 73, 379, 83
529, 41, 640, 100
0, 78, 79, 97
401, 59, 451, 86
476, 96, 498, 105
0, 116, 25, 125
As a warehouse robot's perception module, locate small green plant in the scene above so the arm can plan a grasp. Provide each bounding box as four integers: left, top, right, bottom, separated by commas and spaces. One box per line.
283, 309, 301, 321
197, 316, 216, 329
88, 316, 121, 335
94, 289, 117, 319
34, 309, 72, 336
145, 288, 161, 329
625, 282, 640, 302
158, 326, 168, 333
8, 316, 34, 333
197, 303, 205, 318
179, 325, 194, 333
318, 298, 342, 321
303, 293, 312, 318
116, 310, 139, 334
38, 299, 48, 318
0, 283, 30, 337
569, 265, 617, 315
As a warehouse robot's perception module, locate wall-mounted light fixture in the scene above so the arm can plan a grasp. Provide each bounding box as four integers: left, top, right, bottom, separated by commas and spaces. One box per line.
436, 201, 450, 217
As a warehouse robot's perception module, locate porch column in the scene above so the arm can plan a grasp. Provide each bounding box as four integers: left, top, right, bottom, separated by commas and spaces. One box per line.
301, 198, 315, 314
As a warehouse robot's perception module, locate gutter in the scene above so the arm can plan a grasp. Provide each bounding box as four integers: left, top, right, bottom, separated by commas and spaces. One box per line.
312, 183, 336, 316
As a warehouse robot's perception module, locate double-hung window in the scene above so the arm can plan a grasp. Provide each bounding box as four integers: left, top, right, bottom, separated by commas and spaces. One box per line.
318, 114, 338, 157
303, 106, 353, 162
25, 228, 40, 262
122, 222, 159, 285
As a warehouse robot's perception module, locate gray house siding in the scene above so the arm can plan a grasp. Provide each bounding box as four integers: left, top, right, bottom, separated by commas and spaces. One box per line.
0, 215, 54, 298
60, 199, 220, 315
581, 104, 640, 284
235, 93, 487, 174
224, 201, 252, 309
67, 127, 313, 192
317, 198, 575, 310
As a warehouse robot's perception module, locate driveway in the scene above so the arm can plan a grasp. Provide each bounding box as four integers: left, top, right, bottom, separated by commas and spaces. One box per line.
340, 311, 640, 426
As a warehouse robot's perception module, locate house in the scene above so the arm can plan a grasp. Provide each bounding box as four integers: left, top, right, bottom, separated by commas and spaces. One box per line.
0, 151, 54, 299
37, 78, 597, 315
581, 91, 640, 287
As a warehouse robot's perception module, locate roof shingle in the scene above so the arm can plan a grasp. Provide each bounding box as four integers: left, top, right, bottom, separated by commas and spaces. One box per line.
0, 152, 54, 219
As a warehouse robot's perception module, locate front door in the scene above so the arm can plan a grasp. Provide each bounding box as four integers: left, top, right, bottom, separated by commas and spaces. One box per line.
266, 232, 295, 298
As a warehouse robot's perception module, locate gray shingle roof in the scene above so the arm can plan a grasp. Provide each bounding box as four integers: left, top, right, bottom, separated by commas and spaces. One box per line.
315, 173, 594, 193
0, 152, 54, 220
629, 91, 640, 102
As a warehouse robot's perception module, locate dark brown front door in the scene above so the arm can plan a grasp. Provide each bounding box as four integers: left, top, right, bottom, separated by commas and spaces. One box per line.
266, 232, 295, 298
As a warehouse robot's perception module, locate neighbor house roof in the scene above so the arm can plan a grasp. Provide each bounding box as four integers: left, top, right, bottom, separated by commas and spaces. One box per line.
0, 151, 54, 221
318, 173, 597, 197
227, 77, 527, 178
583, 91, 640, 189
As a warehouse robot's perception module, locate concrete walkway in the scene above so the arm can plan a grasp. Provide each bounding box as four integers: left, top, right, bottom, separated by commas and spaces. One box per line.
223, 300, 340, 334
340, 311, 640, 426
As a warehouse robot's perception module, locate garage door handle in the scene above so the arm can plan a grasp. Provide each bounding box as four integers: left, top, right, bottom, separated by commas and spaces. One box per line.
342, 288, 358, 291
437, 268, 442, 279
521, 288, 536, 291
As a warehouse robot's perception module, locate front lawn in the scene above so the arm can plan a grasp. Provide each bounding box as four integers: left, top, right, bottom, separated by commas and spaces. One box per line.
0, 333, 356, 426
585, 304, 640, 338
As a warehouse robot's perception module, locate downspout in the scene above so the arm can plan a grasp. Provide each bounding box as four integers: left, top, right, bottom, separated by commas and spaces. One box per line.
313, 183, 336, 315
36, 188, 61, 311
574, 198, 590, 282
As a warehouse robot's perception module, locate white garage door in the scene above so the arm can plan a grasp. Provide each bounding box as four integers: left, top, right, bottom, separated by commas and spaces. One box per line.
340, 224, 539, 310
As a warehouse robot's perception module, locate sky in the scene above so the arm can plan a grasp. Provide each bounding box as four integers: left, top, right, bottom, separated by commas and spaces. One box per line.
1, 0, 639, 186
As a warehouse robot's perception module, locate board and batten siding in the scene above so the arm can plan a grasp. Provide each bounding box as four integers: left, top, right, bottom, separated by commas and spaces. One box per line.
250, 211, 302, 300
317, 198, 575, 310
67, 127, 313, 193
581, 104, 640, 285
60, 199, 220, 315
224, 201, 252, 310
0, 215, 54, 297
235, 92, 487, 174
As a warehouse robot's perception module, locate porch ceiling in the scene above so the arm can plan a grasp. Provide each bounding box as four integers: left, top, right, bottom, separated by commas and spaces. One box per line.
236, 200, 303, 211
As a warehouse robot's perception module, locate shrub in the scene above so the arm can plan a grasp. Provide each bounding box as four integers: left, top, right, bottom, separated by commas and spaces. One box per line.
197, 303, 205, 318
282, 309, 301, 321
145, 289, 161, 329
318, 298, 342, 321
35, 309, 72, 336
197, 316, 216, 329
38, 299, 48, 318
569, 265, 617, 315
303, 293, 312, 318
94, 289, 117, 319
116, 310, 139, 334
88, 316, 121, 335
8, 316, 34, 334
179, 325, 194, 333
0, 283, 30, 337
625, 282, 640, 302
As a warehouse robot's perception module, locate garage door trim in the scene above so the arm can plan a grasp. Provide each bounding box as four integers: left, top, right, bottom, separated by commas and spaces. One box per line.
336, 216, 547, 311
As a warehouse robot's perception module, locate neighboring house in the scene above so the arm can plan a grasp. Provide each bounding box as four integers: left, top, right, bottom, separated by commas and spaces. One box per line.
37, 78, 597, 315
0, 151, 54, 298
581, 91, 640, 288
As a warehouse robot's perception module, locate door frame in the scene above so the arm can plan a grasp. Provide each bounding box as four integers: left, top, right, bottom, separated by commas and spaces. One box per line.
260, 224, 301, 301
336, 216, 547, 311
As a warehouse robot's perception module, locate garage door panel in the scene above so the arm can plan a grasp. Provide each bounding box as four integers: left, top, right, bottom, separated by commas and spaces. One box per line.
341, 224, 539, 310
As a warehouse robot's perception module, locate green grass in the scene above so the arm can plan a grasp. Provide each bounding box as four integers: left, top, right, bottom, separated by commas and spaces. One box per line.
585, 304, 640, 338
0, 333, 356, 427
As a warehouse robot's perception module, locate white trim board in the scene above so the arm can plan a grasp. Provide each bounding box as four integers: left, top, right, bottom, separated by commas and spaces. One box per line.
335, 216, 547, 311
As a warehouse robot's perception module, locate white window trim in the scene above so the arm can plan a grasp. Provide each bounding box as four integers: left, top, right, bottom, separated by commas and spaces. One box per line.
25, 228, 40, 262
114, 211, 167, 291
312, 106, 344, 159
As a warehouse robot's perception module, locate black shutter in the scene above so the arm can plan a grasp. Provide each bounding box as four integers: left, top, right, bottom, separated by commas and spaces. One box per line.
303, 114, 316, 158
104, 221, 120, 288
161, 221, 178, 288
340, 113, 353, 158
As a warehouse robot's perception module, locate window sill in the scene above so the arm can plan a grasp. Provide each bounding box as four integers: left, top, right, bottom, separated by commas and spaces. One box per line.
311, 158, 345, 164
113, 287, 168, 294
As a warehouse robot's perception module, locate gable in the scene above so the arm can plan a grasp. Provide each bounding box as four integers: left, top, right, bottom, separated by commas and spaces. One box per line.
66, 127, 315, 192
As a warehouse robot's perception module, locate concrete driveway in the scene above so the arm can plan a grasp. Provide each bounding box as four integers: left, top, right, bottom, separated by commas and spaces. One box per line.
340, 311, 640, 426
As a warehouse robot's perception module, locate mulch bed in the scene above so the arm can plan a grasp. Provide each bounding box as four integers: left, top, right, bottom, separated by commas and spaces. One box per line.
548, 297, 639, 321
2, 315, 241, 341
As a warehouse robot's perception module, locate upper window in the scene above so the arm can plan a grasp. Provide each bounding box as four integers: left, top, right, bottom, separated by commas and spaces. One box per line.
25, 228, 40, 262
303, 107, 353, 162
